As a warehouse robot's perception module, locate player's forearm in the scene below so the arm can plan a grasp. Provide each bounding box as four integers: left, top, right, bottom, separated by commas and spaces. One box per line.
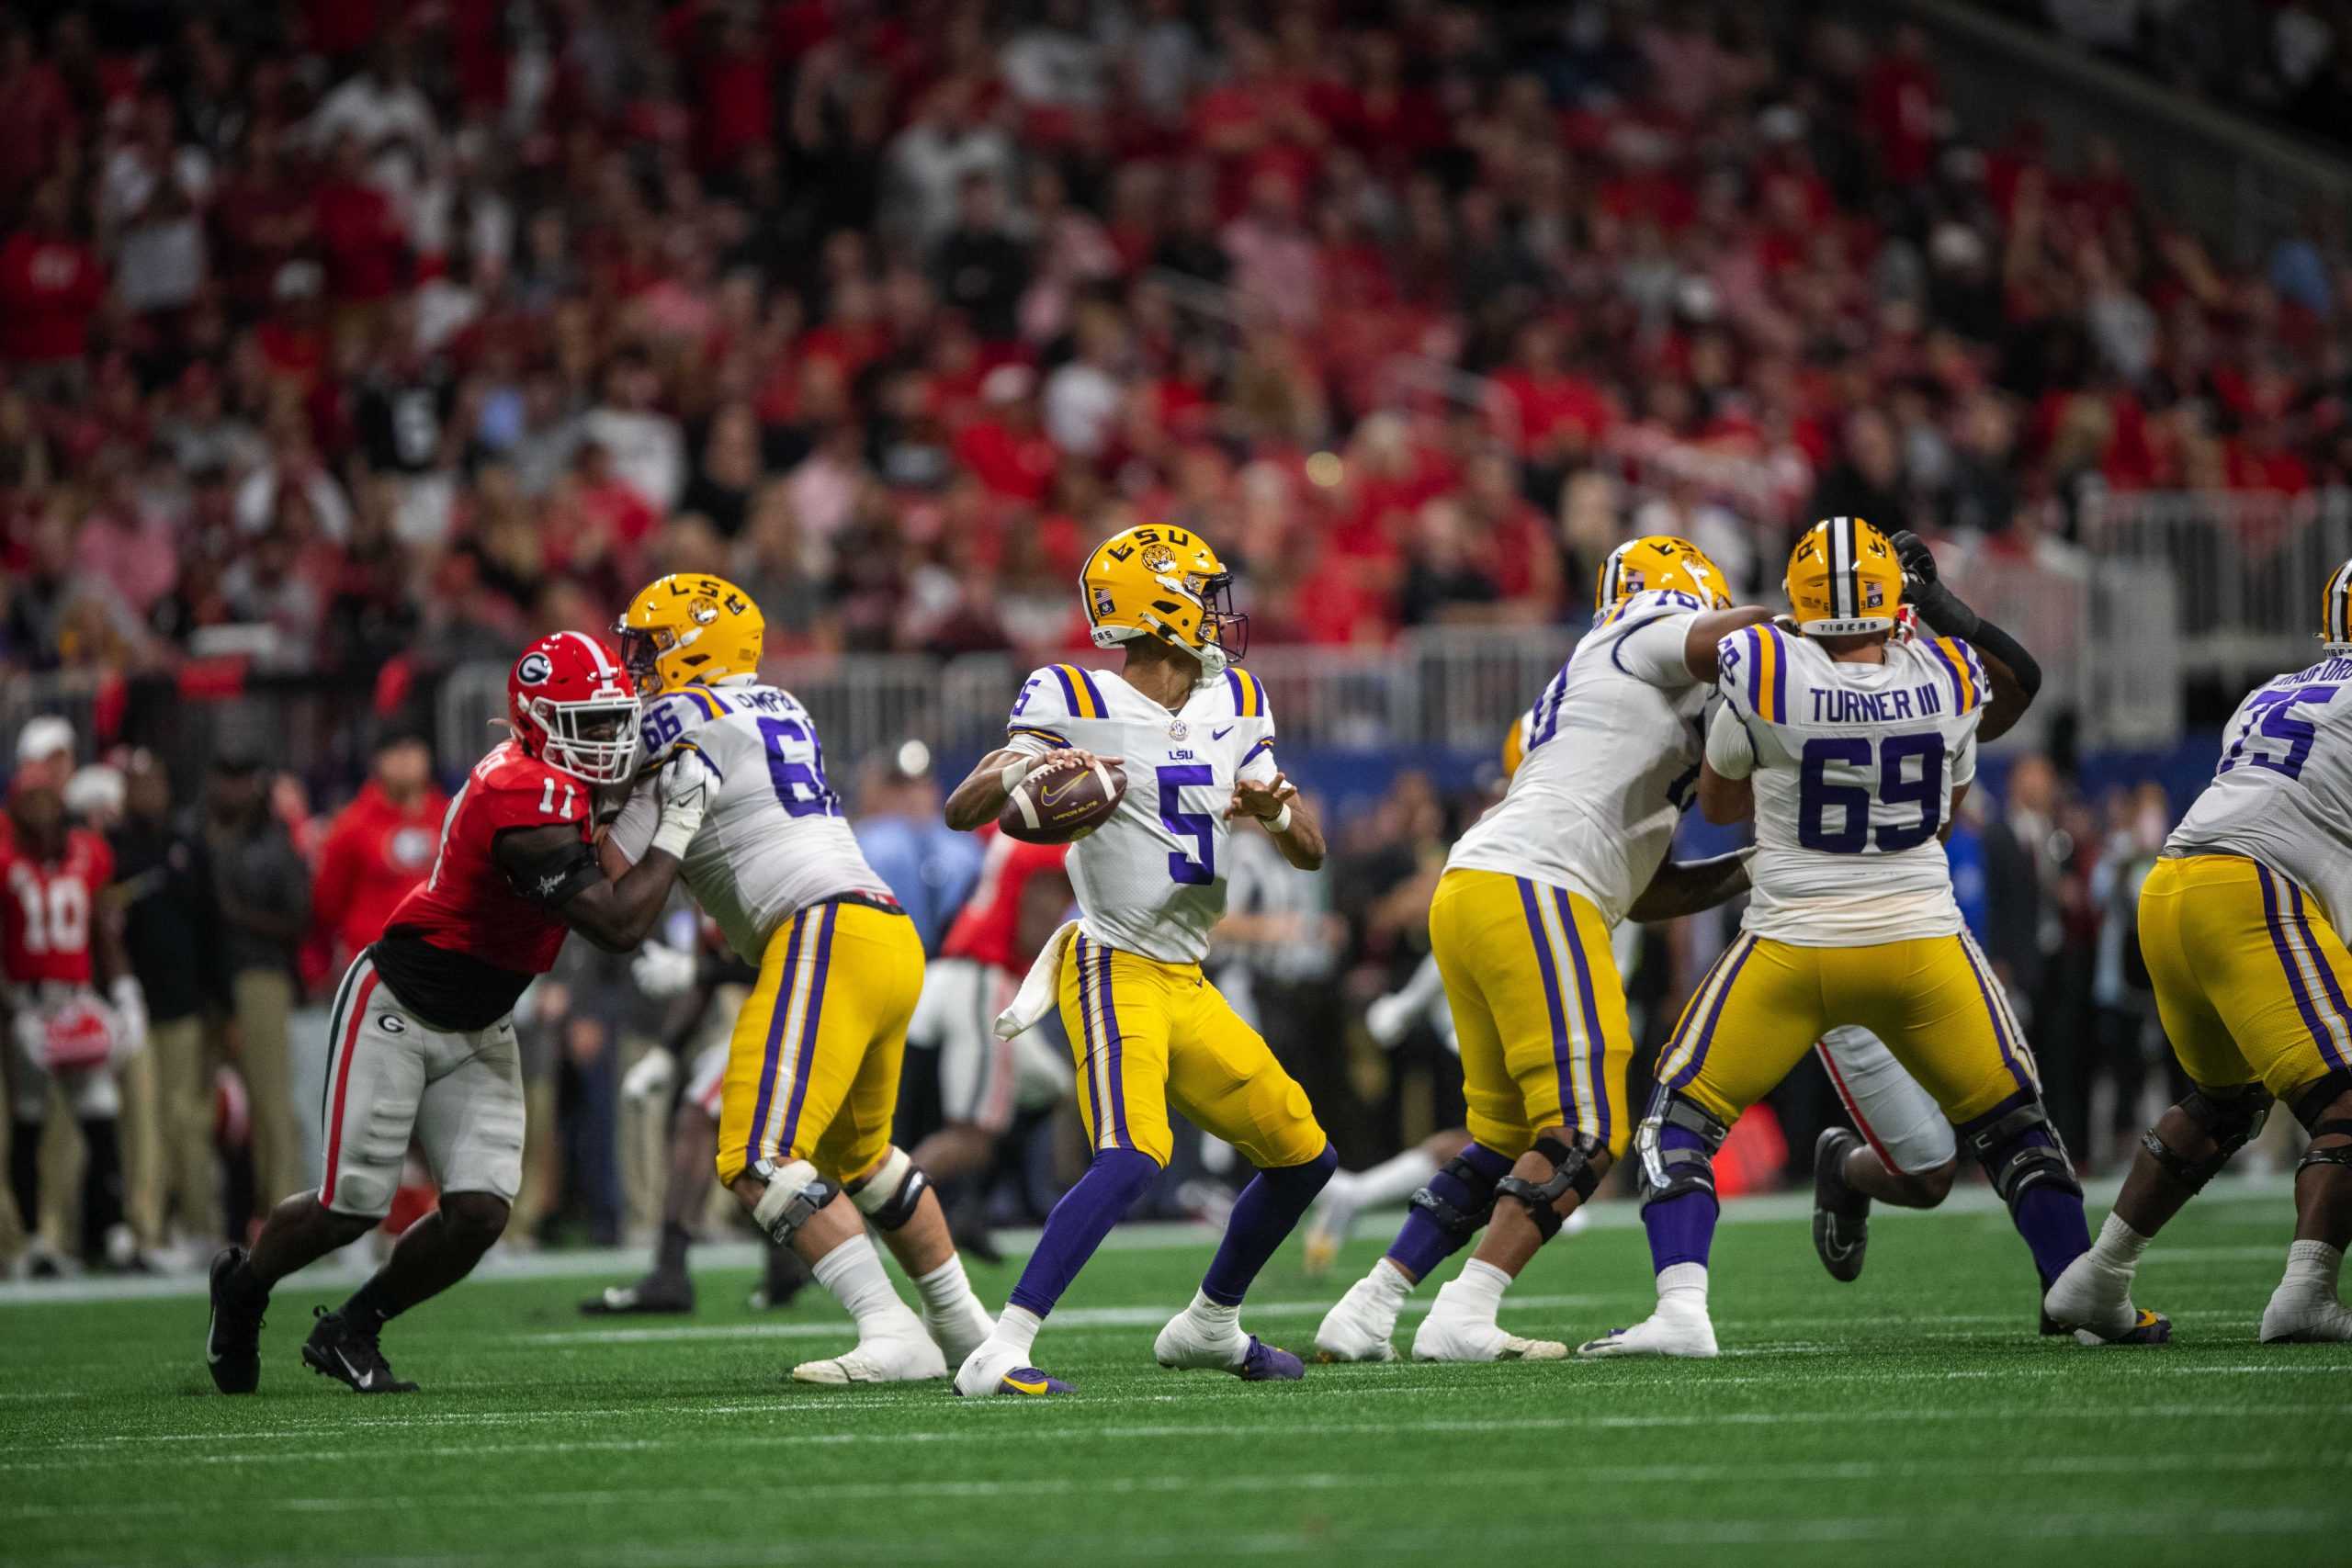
1698, 765, 1753, 826
1975, 648, 2035, 743
1683, 606, 1774, 682
564, 850, 684, 952
944, 750, 1023, 832
1267, 802, 1325, 871
1627, 848, 1755, 922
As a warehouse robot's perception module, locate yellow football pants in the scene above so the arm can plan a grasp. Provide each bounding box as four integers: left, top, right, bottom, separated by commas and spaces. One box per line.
2137, 854, 2352, 1100
1058, 931, 1327, 1170
1656, 930, 2033, 1127
1428, 868, 1634, 1158
716, 900, 924, 1188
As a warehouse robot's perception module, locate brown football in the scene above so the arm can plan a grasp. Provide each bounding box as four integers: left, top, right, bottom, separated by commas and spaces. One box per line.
1001, 757, 1126, 844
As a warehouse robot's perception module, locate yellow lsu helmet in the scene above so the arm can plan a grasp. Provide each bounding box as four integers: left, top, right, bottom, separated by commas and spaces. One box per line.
1596, 535, 1733, 619
614, 574, 765, 695
2324, 558, 2352, 651
1080, 523, 1247, 681
1786, 515, 1901, 636
1501, 708, 1535, 778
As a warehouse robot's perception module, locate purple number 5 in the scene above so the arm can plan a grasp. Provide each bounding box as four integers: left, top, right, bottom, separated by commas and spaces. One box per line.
1158, 764, 1216, 885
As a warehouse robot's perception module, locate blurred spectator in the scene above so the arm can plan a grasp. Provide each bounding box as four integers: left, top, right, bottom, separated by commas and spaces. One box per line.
311, 728, 446, 971
202, 752, 311, 1212
852, 750, 983, 953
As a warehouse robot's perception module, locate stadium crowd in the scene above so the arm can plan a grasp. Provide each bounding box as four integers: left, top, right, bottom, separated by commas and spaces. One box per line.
1, 0, 2349, 691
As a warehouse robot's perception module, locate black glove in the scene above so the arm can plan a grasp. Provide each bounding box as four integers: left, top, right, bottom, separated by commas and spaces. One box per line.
1888, 528, 1979, 639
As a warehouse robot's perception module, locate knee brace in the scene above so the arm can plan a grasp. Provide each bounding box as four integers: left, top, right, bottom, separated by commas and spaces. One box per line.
2141, 1086, 2271, 1194
1495, 1133, 1603, 1241
1408, 1150, 1504, 1243
2290, 1071, 2352, 1134
1959, 1096, 2081, 1209
1635, 1090, 1728, 1210
849, 1147, 930, 1231
750, 1158, 840, 1247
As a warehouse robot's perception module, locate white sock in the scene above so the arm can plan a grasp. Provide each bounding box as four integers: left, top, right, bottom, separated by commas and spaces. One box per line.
810, 1235, 919, 1335
1366, 1256, 1416, 1302
2090, 1212, 2154, 1275
1438, 1258, 1511, 1320
1185, 1287, 1240, 1329
1657, 1260, 1710, 1315
1355, 1149, 1442, 1207
913, 1256, 982, 1319
994, 1303, 1043, 1356
2281, 1239, 2345, 1298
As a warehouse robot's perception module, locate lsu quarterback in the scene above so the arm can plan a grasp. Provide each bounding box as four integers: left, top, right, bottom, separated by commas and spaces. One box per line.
942, 524, 1336, 1395
1315, 536, 1768, 1363
2044, 558, 2352, 1343
1583, 518, 2165, 1358
605, 576, 995, 1384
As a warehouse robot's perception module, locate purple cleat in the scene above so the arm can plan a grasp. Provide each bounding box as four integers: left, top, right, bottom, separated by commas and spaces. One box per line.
1238, 1336, 1306, 1382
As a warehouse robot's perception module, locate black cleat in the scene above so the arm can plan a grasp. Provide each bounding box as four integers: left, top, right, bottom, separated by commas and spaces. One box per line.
301, 1308, 418, 1394
1811, 1129, 1871, 1283
206, 1247, 267, 1394
582, 1269, 695, 1315
750, 1243, 811, 1311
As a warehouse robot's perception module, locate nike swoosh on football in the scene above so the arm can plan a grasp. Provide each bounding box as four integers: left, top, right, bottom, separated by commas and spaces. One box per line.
1213, 726, 1234, 740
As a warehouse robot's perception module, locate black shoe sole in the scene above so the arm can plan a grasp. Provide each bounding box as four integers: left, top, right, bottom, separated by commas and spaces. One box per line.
206, 1247, 261, 1395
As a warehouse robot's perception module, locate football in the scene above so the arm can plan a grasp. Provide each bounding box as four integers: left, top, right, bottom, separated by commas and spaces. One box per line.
1001, 757, 1126, 844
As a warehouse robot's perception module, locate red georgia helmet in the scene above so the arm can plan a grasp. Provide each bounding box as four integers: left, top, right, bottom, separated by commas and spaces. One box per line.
508, 632, 640, 784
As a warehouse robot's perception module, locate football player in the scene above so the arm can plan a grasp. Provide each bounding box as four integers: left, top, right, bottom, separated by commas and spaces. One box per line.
942, 524, 1335, 1395
605, 574, 995, 1385
2044, 558, 2352, 1343
1314, 538, 1768, 1363
1582, 519, 2164, 1358
4, 774, 147, 1277
905, 824, 1076, 1261
205, 633, 703, 1394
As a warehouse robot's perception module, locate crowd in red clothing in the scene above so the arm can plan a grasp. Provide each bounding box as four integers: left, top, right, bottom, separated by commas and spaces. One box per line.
2, 1, 2348, 690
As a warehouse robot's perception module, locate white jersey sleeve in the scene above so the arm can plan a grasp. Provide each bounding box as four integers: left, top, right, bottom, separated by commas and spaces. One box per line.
1008, 663, 1276, 964
2165, 651, 2352, 928
643, 683, 892, 963
1723, 626, 1984, 946
1445, 592, 1711, 925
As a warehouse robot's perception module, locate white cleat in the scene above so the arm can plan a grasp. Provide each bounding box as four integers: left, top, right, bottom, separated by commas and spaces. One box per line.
2259, 1290, 2352, 1344
952, 1337, 1073, 1396
791, 1327, 947, 1385
1154, 1306, 1251, 1372
1410, 1309, 1566, 1362
1301, 1174, 1362, 1277
923, 1293, 998, 1369
1313, 1276, 1402, 1363
1576, 1309, 1718, 1359
2043, 1257, 2172, 1346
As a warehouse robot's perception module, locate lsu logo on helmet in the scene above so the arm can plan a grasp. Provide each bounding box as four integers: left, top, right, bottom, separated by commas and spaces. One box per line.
616, 574, 766, 695
1786, 515, 1902, 636
1595, 536, 1733, 619
1081, 524, 1249, 681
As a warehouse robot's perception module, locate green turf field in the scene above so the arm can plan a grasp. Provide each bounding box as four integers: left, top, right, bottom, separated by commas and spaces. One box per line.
3, 1182, 2346, 1568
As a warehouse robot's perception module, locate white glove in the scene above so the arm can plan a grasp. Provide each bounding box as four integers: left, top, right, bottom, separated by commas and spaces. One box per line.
631, 942, 698, 999
650, 744, 715, 859
108, 976, 148, 1066
620, 1045, 677, 1106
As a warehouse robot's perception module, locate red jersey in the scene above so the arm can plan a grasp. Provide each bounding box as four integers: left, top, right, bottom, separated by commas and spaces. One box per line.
1, 828, 114, 986
369, 741, 594, 1030
942, 826, 1070, 973
312, 780, 451, 963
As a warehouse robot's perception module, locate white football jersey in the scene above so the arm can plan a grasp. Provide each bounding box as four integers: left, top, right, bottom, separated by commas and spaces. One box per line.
1001, 662, 1280, 964
611, 682, 892, 964
2165, 650, 2352, 928
1449, 591, 1712, 924
1708, 625, 1985, 946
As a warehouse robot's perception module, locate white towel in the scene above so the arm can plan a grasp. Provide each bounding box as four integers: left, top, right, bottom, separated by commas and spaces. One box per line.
996, 919, 1080, 1040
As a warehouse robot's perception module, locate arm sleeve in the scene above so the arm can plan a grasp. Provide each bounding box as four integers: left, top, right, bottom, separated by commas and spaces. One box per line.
1705, 701, 1757, 781
607, 779, 659, 863
1608, 597, 1704, 688
497, 826, 603, 908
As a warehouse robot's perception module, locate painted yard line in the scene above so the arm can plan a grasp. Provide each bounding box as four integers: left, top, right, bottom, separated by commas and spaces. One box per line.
9, 1400, 2344, 1472
0, 1173, 2301, 1309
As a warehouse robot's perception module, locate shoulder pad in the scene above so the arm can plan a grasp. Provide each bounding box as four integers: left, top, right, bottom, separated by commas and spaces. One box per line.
1600, 588, 1709, 630
639, 687, 731, 760
1918, 636, 1989, 716
1717, 623, 1792, 725
1222, 667, 1272, 723
1007, 663, 1108, 745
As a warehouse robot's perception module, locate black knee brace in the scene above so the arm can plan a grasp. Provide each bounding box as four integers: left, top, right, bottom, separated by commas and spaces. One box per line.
1408, 1153, 1501, 1242
2141, 1086, 2272, 1194
1634, 1090, 1729, 1210
1494, 1133, 1603, 1241
1960, 1096, 2081, 1209
851, 1148, 931, 1231
2290, 1072, 2352, 1133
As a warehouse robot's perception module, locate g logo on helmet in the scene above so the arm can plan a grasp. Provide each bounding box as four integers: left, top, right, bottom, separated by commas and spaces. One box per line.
516, 652, 553, 685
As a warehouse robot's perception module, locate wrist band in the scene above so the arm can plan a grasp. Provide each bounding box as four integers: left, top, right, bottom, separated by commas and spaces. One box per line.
1000, 756, 1036, 793
1270, 802, 1293, 833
